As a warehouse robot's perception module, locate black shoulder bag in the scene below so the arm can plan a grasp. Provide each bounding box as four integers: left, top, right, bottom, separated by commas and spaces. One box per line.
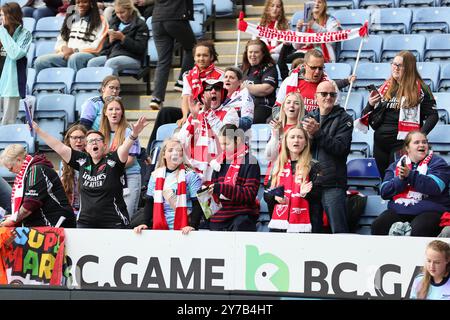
368, 103, 387, 130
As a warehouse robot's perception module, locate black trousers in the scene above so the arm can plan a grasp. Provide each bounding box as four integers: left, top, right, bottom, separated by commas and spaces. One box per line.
373, 137, 404, 179
371, 209, 443, 237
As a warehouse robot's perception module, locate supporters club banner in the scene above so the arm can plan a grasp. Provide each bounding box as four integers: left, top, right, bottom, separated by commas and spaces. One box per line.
0, 227, 67, 285
238, 16, 369, 45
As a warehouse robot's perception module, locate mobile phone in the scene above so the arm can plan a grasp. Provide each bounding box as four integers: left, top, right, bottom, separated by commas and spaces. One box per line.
401, 158, 406, 168
366, 84, 377, 92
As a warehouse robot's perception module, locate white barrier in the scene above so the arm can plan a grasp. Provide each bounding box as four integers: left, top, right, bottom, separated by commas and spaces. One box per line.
64, 229, 445, 299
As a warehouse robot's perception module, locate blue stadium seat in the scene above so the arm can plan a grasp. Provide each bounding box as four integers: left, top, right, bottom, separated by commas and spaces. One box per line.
71, 67, 114, 93
149, 123, 178, 164
438, 64, 450, 91
26, 68, 36, 95
411, 7, 450, 33
37, 94, 76, 124
339, 35, 383, 64
33, 40, 56, 66
416, 62, 440, 91
424, 34, 450, 62
214, 0, 235, 17
75, 92, 98, 120
33, 67, 75, 94
347, 158, 382, 194
350, 129, 374, 160
370, 8, 412, 34
356, 195, 387, 235
33, 16, 64, 40
290, 11, 303, 30
23, 17, 36, 33
427, 125, 450, 163
399, 0, 438, 7
353, 62, 391, 90
190, 6, 206, 38
432, 92, 450, 123
0, 124, 36, 154
333, 9, 370, 29
250, 124, 271, 178
339, 92, 364, 118
35, 111, 67, 151
381, 34, 426, 62
359, 0, 395, 8
326, 0, 358, 10
194, 0, 213, 17
27, 43, 35, 68
324, 63, 352, 80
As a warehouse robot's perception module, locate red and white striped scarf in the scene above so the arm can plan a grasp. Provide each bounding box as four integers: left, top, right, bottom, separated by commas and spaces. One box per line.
268, 160, 311, 232
152, 164, 188, 230
10, 155, 33, 222
185, 64, 223, 100
393, 151, 433, 206
354, 80, 421, 138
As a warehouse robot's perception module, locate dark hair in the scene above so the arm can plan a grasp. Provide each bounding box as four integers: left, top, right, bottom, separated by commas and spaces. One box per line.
0, 2, 23, 36
224, 66, 243, 80
86, 130, 105, 140
193, 40, 218, 63
219, 124, 245, 143
61, 0, 102, 42
241, 39, 274, 73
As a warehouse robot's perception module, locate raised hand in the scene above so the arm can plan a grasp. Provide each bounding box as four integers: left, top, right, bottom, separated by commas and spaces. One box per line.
131, 116, 149, 137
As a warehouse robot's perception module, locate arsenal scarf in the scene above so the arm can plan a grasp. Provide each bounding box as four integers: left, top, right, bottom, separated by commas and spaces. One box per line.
10, 155, 33, 222
393, 151, 432, 206
268, 160, 312, 232
354, 80, 421, 138
185, 64, 223, 100
152, 165, 188, 230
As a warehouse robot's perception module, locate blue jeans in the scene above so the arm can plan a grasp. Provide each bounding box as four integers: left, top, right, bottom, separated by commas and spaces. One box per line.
123, 173, 142, 220
87, 55, 141, 74
321, 187, 349, 233
34, 52, 96, 74
0, 177, 11, 213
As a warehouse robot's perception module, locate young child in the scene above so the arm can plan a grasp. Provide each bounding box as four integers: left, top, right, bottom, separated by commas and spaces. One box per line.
207, 124, 261, 231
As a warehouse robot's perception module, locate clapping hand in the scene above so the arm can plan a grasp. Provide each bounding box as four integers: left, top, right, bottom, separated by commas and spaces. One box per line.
299, 181, 313, 197
398, 165, 411, 180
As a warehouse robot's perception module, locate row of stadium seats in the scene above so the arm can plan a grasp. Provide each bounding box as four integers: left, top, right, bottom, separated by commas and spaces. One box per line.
325, 0, 449, 10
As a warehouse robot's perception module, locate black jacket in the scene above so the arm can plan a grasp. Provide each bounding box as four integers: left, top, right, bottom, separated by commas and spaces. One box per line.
152, 0, 194, 21
101, 13, 149, 63
306, 105, 353, 188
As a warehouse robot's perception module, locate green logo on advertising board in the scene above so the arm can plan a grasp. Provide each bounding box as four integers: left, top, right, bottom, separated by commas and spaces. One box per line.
245, 245, 289, 292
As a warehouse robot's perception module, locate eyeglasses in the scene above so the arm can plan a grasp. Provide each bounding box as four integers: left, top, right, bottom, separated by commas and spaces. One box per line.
317, 92, 337, 98
391, 62, 403, 69
306, 63, 324, 71
86, 138, 104, 145
69, 135, 86, 141
104, 95, 122, 103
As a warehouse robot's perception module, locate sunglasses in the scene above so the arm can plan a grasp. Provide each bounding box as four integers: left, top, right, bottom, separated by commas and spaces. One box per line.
306, 64, 324, 71
317, 92, 337, 98
204, 84, 223, 92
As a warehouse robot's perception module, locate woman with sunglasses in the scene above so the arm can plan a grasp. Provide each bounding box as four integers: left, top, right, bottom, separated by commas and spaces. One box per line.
99, 96, 142, 219
359, 51, 438, 178
32, 116, 149, 229
0, 2, 32, 125
241, 39, 278, 124
60, 124, 87, 216
79, 75, 121, 130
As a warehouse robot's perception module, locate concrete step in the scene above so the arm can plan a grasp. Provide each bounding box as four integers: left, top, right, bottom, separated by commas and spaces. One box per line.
215, 30, 252, 41
244, 4, 304, 17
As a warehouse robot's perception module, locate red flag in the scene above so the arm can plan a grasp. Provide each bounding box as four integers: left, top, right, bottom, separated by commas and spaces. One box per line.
238, 11, 247, 32
359, 21, 369, 37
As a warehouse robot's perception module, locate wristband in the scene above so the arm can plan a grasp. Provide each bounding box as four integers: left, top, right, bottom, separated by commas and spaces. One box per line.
129, 135, 138, 141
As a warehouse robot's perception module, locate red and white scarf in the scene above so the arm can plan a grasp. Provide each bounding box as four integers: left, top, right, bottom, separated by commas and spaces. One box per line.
10, 155, 34, 222
354, 80, 421, 138
393, 151, 433, 206
268, 160, 311, 232
152, 164, 188, 230
185, 64, 223, 100
210, 143, 248, 182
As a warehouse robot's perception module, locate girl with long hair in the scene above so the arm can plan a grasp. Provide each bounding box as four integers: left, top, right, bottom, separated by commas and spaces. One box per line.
264, 126, 321, 232
61, 124, 87, 215
34, 0, 108, 73
0, 2, 32, 125
410, 240, 450, 300
99, 96, 142, 219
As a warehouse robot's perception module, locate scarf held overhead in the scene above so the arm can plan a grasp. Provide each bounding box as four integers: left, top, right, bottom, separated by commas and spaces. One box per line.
185, 64, 223, 100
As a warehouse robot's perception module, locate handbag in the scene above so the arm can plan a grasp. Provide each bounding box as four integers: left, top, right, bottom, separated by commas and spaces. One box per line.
368, 103, 386, 130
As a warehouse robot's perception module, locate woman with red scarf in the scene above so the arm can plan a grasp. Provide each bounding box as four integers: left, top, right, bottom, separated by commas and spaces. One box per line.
371, 131, 450, 237
206, 124, 260, 231
133, 137, 202, 234
264, 126, 321, 232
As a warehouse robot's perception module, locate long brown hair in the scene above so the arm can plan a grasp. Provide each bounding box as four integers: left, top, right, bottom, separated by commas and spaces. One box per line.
61, 124, 87, 201
259, 0, 289, 30
0, 2, 23, 35
313, 0, 328, 26
384, 51, 426, 109
417, 240, 450, 299
271, 126, 312, 187
241, 39, 275, 73
99, 97, 128, 151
